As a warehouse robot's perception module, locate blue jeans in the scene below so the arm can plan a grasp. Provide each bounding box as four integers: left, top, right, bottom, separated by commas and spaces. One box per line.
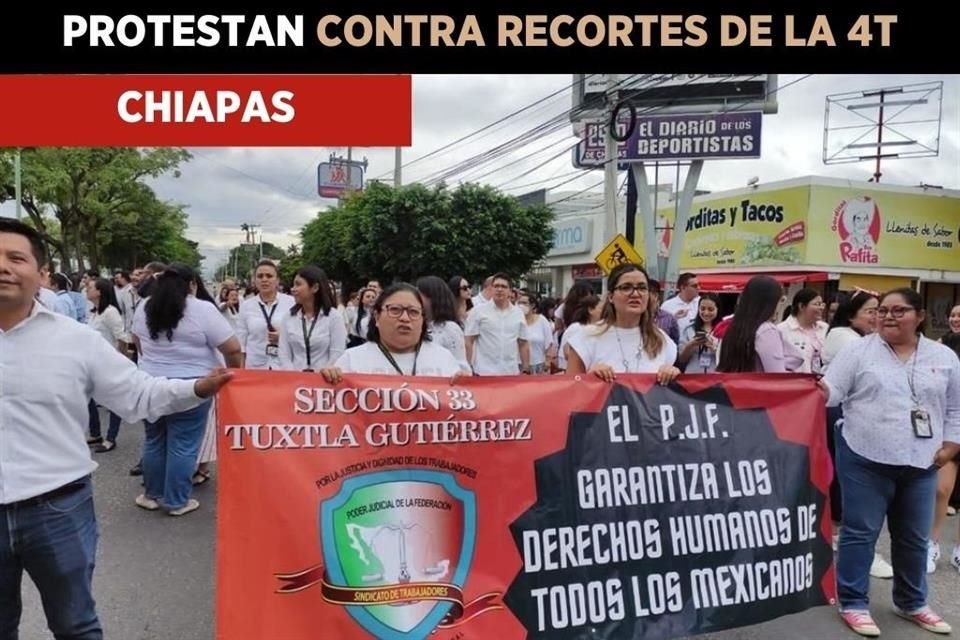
835, 430, 937, 612
143, 400, 211, 510
87, 400, 121, 443
0, 476, 101, 639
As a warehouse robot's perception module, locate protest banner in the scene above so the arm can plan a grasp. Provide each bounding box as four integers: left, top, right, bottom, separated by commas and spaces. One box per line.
215, 371, 834, 639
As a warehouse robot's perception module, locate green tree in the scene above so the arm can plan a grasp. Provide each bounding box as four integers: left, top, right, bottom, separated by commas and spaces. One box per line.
300, 182, 554, 287
0, 147, 192, 271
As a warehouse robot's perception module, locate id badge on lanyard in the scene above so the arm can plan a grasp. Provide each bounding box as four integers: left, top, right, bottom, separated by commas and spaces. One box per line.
260, 302, 279, 357
907, 343, 932, 438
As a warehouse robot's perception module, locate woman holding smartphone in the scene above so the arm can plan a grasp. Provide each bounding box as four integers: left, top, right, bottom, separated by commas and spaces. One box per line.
677, 293, 720, 373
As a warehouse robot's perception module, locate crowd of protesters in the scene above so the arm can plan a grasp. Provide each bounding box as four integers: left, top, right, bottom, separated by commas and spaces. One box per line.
1, 210, 958, 639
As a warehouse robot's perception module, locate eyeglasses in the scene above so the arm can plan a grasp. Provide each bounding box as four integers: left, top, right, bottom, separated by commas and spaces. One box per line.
614, 283, 648, 294
876, 306, 915, 319
382, 304, 423, 320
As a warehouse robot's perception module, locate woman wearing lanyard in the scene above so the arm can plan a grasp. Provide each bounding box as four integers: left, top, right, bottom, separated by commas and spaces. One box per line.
277, 266, 347, 372
820, 288, 960, 637
236, 259, 295, 369
320, 283, 462, 382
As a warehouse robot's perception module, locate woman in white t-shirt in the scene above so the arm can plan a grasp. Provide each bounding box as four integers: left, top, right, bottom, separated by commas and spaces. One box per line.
566, 263, 680, 384
131, 263, 243, 517
85, 277, 126, 452
517, 290, 556, 374
417, 275, 471, 374
321, 283, 462, 382
558, 293, 602, 372
277, 265, 347, 371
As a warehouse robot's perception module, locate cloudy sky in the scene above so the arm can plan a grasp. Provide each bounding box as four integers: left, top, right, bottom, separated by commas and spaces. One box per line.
2, 74, 956, 276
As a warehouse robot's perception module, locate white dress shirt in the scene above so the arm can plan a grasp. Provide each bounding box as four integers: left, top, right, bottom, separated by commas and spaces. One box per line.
116, 283, 136, 342
660, 294, 700, 337
277, 307, 347, 371
464, 302, 529, 375
0, 302, 205, 504
823, 333, 960, 469
236, 292, 295, 369
87, 305, 124, 348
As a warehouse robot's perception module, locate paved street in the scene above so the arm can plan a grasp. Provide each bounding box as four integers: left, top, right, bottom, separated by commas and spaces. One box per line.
18, 417, 960, 640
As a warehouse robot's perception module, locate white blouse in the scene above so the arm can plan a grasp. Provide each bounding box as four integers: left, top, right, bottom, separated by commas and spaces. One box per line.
568, 324, 678, 373
277, 307, 347, 371
87, 305, 124, 349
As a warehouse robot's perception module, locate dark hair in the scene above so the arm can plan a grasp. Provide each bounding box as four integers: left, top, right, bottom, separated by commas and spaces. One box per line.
50, 272, 70, 292
91, 277, 120, 315
539, 296, 558, 320
717, 275, 784, 373
790, 288, 822, 317
692, 292, 721, 333
491, 272, 512, 287
144, 263, 195, 341
291, 265, 335, 317
84, 268, 99, 279
114, 269, 130, 283
143, 261, 166, 275
448, 275, 473, 312
69, 272, 82, 292
880, 287, 926, 334
355, 287, 375, 334
571, 294, 601, 325
366, 283, 432, 345
828, 290, 879, 336
600, 262, 665, 360
0, 217, 47, 266
417, 275, 460, 327
677, 273, 697, 289
648, 279, 663, 297
562, 283, 596, 329
942, 331, 960, 357
255, 259, 279, 276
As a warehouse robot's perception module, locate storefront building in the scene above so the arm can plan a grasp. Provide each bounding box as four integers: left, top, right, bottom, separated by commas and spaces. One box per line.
639, 175, 960, 337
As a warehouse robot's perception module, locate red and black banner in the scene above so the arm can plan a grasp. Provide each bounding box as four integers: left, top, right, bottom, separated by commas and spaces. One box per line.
216, 371, 834, 639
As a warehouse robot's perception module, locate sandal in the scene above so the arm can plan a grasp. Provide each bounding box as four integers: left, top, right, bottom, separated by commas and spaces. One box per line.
192, 470, 212, 486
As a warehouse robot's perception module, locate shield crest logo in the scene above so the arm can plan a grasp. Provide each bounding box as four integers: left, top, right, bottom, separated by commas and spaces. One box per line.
320, 470, 477, 640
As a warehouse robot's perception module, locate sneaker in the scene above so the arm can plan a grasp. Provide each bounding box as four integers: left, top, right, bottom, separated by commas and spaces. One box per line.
870, 554, 894, 579
135, 494, 159, 511
894, 606, 952, 634
950, 546, 960, 573
168, 499, 199, 517
129, 462, 143, 477
948, 506, 957, 517
840, 610, 881, 637
928, 540, 941, 574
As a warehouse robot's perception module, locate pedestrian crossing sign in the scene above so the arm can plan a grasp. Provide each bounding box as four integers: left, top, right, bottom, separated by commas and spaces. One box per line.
595, 233, 644, 275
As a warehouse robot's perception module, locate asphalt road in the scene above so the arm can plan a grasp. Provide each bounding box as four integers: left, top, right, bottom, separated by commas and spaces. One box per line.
16, 416, 960, 640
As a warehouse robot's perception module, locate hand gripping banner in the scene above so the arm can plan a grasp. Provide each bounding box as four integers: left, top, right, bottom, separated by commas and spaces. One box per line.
215, 371, 835, 640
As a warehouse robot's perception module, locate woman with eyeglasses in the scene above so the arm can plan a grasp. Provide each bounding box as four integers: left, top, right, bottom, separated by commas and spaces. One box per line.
565, 263, 680, 385
819, 290, 894, 581
320, 284, 462, 382
820, 288, 960, 637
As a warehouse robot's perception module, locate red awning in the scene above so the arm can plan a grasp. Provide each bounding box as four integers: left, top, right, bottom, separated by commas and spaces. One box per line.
697, 272, 829, 293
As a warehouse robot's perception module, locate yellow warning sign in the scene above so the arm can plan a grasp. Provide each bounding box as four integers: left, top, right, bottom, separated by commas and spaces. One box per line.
594, 233, 644, 275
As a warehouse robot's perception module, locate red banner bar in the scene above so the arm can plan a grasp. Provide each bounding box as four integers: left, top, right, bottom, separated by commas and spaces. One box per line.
0, 74, 411, 146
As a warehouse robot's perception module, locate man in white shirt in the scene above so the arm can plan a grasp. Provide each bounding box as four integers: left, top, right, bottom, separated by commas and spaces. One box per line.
464, 273, 531, 375
660, 272, 701, 337
0, 217, 232, 639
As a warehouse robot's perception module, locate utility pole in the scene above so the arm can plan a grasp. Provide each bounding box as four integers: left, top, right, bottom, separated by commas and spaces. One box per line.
394, 146, 402, 186
14, 148, 22, 220
346, 147, 353, 193
603, 73, 620, 292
